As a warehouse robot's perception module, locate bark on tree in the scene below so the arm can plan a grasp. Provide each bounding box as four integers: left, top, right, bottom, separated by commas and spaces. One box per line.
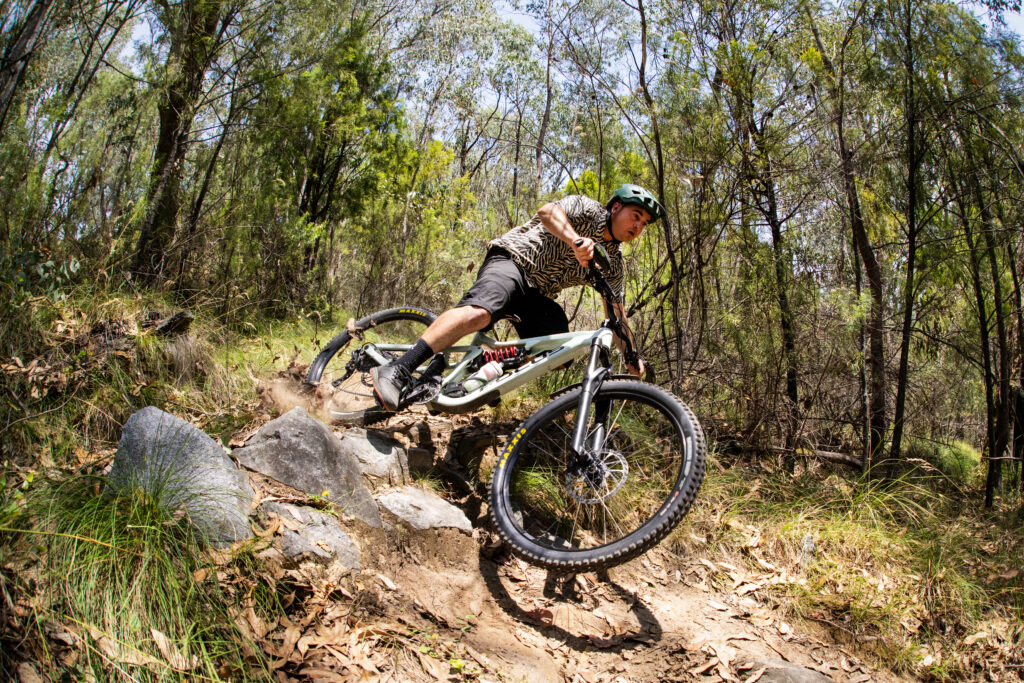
889, 0, 922, 467
131, 0, 231, 286
0, 0, 55, 134
534, 0, 554, 200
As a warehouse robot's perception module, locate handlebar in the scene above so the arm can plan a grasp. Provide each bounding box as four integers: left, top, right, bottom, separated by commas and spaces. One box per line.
572, 238, 654, 380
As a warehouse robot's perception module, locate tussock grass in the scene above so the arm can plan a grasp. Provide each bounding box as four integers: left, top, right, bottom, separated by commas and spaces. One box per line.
7, 475, 265, 680
681, 453, 1024, 679
0, 291, 310, 679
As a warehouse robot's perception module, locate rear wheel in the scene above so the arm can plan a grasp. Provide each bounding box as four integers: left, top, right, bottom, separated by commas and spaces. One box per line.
306, 307, 436, 425
489, 380, 705, 571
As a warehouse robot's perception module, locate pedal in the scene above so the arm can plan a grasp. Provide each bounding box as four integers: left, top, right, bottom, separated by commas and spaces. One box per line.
420, 353, 447, 382
404, 353, 448, 404
406, 380, 440, 405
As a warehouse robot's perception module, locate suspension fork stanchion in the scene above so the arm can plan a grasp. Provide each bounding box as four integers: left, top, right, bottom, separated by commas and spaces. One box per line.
570, 340, 611, 456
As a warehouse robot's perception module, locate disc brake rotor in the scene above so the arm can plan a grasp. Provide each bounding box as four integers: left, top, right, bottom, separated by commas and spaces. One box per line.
566, 450, 629, 504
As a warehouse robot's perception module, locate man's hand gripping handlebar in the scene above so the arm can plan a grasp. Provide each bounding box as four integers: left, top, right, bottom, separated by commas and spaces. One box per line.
573, 239, 654, 381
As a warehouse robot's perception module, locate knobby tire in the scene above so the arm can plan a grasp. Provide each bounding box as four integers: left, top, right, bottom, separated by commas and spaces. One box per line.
489, 380, 706, 572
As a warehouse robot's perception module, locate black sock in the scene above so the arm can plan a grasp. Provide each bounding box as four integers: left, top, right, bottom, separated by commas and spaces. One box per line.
393, 338, 435, 373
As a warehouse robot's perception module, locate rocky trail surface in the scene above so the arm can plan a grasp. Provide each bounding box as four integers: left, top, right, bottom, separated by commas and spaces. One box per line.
94, 373, 911, 683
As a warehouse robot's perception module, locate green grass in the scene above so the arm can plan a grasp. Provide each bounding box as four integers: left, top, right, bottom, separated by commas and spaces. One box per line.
8, 475, 267, 680
0, 291, 309, 679
677, 454, 1024, 679
904, 436, 983, 487
4, 289, 1022, 681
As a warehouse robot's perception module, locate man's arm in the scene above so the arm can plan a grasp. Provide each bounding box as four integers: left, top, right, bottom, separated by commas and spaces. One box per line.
537, 202, 594, 267
538, 200, 644, 376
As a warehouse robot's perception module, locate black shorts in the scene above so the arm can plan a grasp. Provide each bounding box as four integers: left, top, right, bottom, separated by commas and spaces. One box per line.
456, 248, 569, 339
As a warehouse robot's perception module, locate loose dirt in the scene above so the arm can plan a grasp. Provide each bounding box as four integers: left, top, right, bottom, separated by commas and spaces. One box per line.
257, 376, 910, 683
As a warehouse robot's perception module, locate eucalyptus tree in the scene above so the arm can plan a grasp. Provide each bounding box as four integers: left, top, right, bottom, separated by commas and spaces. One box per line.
129, 0, 244, 285
800, 0, 889, 467
0, 0, 159, 313
860, 0, 960, 467
694, 0, 817, 449
930, 11, 1024, 503
0, 0, 57, 135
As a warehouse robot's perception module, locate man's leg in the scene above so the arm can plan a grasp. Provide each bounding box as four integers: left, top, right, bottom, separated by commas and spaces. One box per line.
372, 248, 520, 411
421, 306, 492, 351
370, 305, 491, 410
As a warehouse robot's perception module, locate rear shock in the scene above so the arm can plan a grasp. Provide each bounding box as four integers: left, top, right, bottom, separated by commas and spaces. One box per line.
483, 346, 527, 370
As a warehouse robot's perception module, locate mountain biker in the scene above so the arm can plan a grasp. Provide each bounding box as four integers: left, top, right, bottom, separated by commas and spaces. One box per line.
370, 183, 665, 411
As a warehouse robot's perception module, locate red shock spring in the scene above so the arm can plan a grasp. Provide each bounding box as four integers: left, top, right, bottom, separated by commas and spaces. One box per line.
483, 347, 525, 366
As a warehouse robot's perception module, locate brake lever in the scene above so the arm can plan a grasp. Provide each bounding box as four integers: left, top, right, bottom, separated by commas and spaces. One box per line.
642, 357, 656, 382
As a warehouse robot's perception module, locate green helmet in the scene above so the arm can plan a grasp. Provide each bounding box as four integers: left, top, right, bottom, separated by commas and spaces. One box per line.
608, 184, 665, 222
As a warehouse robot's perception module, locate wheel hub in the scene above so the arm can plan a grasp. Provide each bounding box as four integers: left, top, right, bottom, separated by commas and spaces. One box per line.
566, 450, 628, 504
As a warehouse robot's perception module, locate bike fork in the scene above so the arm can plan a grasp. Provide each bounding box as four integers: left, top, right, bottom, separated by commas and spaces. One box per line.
570, 342, 612, 457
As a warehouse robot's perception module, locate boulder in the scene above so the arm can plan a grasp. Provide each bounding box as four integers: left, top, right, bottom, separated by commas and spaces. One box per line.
738, 659, 832, 683
376, 486, 472, 532
260, 502, 361, 569
339, 428, 408, 484
106, 407, 254, 547
234, 407, 381, 527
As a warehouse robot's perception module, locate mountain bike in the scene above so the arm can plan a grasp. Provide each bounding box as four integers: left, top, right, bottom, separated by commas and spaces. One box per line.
305, 246, 706, 571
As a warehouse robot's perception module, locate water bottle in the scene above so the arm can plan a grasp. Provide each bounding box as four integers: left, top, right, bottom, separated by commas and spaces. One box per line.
463, 360, 503, 392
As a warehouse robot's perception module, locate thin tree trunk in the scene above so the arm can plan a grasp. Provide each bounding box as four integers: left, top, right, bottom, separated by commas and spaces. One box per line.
636, 0, 681, 380
748, 116, 799, 448
976, 179, 1010, 506
889, 0, 921, 467
534, 0, 554, 200
0, 0, 54, 134
131, 0, 229, 285
176, 87, 238, 290
804, 4, 887, 467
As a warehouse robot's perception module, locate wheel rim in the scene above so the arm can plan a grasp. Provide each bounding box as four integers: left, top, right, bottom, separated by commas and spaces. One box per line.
502, 389, 689, 554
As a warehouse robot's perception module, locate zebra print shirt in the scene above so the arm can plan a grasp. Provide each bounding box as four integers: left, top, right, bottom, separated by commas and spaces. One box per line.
489, 195, 625, 300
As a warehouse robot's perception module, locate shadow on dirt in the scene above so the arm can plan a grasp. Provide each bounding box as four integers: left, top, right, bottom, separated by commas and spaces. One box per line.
477, 547, 669, 654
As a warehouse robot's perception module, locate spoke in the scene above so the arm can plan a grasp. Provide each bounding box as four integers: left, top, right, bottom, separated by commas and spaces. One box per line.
569, 499, 582, 549
595, 496, 626, 539
533, 430, 570, 463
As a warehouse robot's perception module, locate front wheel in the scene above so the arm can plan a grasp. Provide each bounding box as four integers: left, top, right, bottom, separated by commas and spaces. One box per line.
490, 380, 706, 572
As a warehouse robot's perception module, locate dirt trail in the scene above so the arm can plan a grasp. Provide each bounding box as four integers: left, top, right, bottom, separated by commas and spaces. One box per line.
261, 381, 908, 682
350, 416, 906, 683
360, 522, 903, 683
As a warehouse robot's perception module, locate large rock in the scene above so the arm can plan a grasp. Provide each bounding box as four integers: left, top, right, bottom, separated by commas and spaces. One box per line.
376, 486, 472, 532
260, 502, 361, 569
339, 428, 408, 484
106, 407, 254, 547
738, 659, 832, 683
234, 407, 381, 527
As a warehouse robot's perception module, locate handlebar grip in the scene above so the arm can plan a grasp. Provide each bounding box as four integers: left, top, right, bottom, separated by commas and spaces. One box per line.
572, 239, 612, 272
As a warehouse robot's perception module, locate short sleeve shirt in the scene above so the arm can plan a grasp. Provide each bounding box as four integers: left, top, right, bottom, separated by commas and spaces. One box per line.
488, 195, 624, 300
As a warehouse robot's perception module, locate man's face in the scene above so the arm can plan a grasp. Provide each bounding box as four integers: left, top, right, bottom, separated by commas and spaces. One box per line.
609, 202, 653, 242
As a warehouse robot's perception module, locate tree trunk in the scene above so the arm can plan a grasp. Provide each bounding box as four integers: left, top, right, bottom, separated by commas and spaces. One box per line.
636, 0, 681, 379
0, 0, 54, 134
748, 116, 799, 448
976, 178, 1011, 506
131, 0, 229, 285
534, 0, 554, 200
804, 5, 887, 467
889, 0, 921, 467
